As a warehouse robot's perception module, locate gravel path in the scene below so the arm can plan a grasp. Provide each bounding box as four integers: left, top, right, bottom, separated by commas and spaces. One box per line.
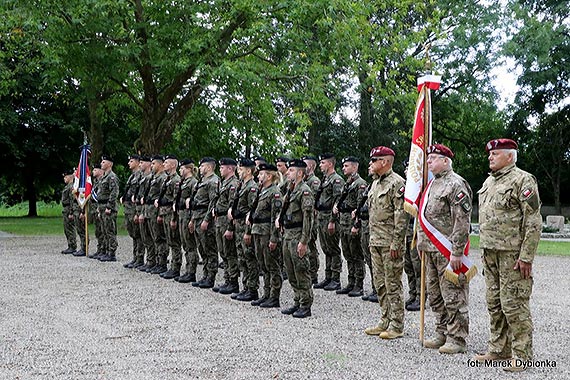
0, 235, 568, 379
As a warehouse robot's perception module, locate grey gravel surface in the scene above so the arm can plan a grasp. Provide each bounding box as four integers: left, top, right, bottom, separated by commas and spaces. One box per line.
0, 235, 568, 380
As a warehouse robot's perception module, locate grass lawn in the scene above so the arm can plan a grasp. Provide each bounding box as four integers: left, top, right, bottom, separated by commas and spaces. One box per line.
469, 234, 570, 257
0, 216, 128, 236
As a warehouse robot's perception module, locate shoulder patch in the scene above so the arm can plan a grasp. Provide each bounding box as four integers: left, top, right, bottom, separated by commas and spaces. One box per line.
303, 191, 310, 196
360, 184, 367, 189
522, 188, 533, 199
274, 193, 281, 198
455, 191, 467, 201
250, 188, 257, 192
398, 186, 405, 195
335, 179, 341, 184
313, 180, 319, 185
230, 186, 236, 191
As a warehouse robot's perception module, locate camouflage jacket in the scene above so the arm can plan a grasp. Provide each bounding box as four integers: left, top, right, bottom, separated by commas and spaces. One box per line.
135, 171, 152, 215
191, 173, 219, 223
97, 170, 120, 212
123, 170, 141, 214
337, 173, 368, 229
417, 169, 472, 257
61, 182, 75, 216
232, 178, 258, 233
176, 176, 198, 219
144, 171, 166, 218
215, 175, 239, 222
304, 173, 321, 194
158, 172, 181, 216
316, 171, 345, 222
251, 183, 282, 242
478, 164, 542, 263
282, 181, 314, 244
367, 169, 408, 251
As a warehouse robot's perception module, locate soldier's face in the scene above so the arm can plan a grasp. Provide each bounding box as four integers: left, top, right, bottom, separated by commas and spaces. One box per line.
488, 150, 512, 172
368, 157, 385, 175
128, 159, 139, 170
427, 154, 447, 174
101, 160, 111, 171
151, 160, 163, 173
342, 162, 357, 176
258, 171, 269, 185
276, 161, 287, 174
141, 161, 150, 171
319, 159, 331, 173
287, 167, 299, 182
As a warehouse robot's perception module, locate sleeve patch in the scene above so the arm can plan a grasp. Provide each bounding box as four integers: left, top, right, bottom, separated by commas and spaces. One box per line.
303, 191, 310, 195
274, 193, 281, 198
455, 191, 466, 201
274, 200, 282, 208
230, 186, 236, 191
335, 179, 341, 183
360, 184, 367, 189
250, 188, 257, 192
522, 188, 533, 199
398, 186, 405, 195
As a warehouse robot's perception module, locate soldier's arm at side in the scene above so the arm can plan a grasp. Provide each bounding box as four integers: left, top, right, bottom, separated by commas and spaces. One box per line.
450, 183, 473, 257
390, 184, 408, 255
517, 174, 542, 265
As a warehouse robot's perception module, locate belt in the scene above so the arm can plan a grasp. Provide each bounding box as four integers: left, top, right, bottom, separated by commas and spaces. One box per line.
252, 216, 271, 224
316, 204, 332, 211
98, 198, 109, 203
284, 221, 303, 229
193, 205, 208, 210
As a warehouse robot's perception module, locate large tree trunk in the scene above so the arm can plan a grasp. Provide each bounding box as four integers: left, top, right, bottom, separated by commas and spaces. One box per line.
24, 164, 37, 217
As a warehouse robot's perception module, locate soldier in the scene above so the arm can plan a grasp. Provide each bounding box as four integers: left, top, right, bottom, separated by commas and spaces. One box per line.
122, 155, 142, 268
212, 158, 239, 293
363, 146, 408, 340
96, 155, 120, 262
475, 138, 541, 372
403, 218, 421, 311
61, 169, 78, 254
253, 155, 267, 169
279, 159, 314, 318
142, 155, 167, 273
276, 156, 290, 195
135, 156, 155, 270
88, 163, 105, 259
313, 153, 345, 291
231, 158, 259, 301
248, 163, 283, 307
189, 157, 220, 288
334, 156, 368, 297
417, 144, 473, 354
175, 159, 199, 283
158, 155, 182, 279
302, 155, 321, 285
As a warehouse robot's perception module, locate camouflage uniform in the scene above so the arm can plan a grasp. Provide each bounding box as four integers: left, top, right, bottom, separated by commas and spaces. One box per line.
191, 173, 220, 282
304, 173, 321, 283
368, 169, 408, 333
417, 169, 473, 348
136, 171, 154, 267
404, 218, 421, 304
478, 163, 541, 360
177, 176, 198, 275
158, 171, 182, 270
61, 182, 78, 251
215, 175, 239, 285
282, 182, 314, 309
354, 182, 374, 295
315, 171, 345, 284
90, 178, 103, 256
251, 183, 283, 301
336, 173, 368, 293
233, 179, 258, 292
123, 170, 142, 263
96, 170, 120, 257
145, 171, 167, 268
73, 197, 87, 253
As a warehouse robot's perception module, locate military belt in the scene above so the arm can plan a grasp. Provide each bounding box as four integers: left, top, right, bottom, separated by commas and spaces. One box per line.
315, 204, 332, 211
284, 221, 303, 229
193, 204, 208, 210
252, 216, 271, 224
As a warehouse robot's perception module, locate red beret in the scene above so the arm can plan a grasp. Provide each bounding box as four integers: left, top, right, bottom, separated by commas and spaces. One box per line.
370, 146, 395, 158
486, 138, 518, 153
427, 144, 454, 159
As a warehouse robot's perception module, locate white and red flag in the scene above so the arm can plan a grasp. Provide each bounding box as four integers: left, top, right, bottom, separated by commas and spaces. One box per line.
403, 74, 441, 216
73, 144, 92, 209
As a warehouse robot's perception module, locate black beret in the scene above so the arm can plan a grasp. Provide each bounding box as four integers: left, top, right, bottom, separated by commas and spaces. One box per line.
218, 157, 237, 166
101, 155, 114, 163
151, 155, 164, 162
199, 157, 216, 165
179, 158, 194, 167
287, 159, 307, 168
257, 163, 278, 172
319, 153, 335, 161
164, 154, 178, 161
301, 155, 318, 162
342, 156, 359, 164
238, 158, 256, 167
140, 155, 151, 162
253, 155, 266, 162
63, 168, 75, 176
128, 154, 141, 161
92, 163, 102, 170
275, 156, 290, 163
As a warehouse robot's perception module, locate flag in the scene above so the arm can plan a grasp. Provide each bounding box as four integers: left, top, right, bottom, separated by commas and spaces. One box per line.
73, 144, 92, 209
403, 74, 441, 216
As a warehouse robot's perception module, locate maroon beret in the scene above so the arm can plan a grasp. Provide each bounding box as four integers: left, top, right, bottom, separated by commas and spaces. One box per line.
427, 144, 454, 159
486, 138, 518, 153
370, 146, 395, 158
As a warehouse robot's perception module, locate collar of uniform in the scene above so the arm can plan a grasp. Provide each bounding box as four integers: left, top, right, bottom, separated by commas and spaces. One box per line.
379, 168, 393, 181
490, 163, 516, 179
434, 168, 452, 179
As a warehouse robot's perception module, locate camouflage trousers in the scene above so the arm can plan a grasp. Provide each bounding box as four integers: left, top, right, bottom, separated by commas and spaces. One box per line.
139, 217, 156, 266
194, 218, 218, 281
75, 212, 87, 252
283, 229, 313, 308
370, 246, 404, 333
179, 212, 198, 274
151, 217, 168, 266
164, 213, 182, 271
94, 214, 104, 254
99, 209, 118, 255
216, 216, 238, 283
254, 233, 282, 300
235, 220, 257, 291
482, 249, 533, 360
360, 221, 374, 291
307, 220, 320, 282
425, 250, 469, 346
404, 240, 421, 301
63, 213, 78, 250
340, 224, 365, 287
125, 212, 143, 262
317, 214, 342, 282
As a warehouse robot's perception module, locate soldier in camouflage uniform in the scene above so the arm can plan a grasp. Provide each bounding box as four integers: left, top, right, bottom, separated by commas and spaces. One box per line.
97, 155, 120, 262
248, 163, 283, 308
314, 153, 345, 291
279, 159, 314, 318
122, 155, 142, 268
142, 156, 167, 272
475, 139, 541, 372
213, 158, 239, 293
403, 218, 421, 311
231, 158, 259, 302
61, 169, 78, 254
175, 159, 199, 283
135, 157, 155, 269
88, 164, 104, 259
364, 146, 408, 340
417, 144, 472, 354
302, 156, 321, 284
158, 155, 182, 279
189, 157, 220, 288
334, 157, 368, 297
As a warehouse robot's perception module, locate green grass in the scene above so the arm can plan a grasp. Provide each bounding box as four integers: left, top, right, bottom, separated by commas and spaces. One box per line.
0, 201, 63, 217
0, 216, 128, 236
470, 234, 570, 257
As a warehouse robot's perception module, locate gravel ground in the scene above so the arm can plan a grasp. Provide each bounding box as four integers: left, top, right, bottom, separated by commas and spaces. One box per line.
0, 235, 568, 380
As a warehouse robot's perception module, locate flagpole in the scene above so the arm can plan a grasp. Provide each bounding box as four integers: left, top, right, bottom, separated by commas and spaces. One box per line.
84, 202, 89, 257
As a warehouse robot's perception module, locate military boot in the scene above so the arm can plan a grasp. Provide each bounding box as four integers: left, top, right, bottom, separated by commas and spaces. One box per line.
212, 282, 228, 293
198, 277, 215, 289
236, 289, 258, 302
260, 298, 280, 308
219, 281, 239, 295
313, 278, 331, 289
61, 247, 75, 254
439, 341, 466, 354
348, 285, 364, 297
406, 299, 420, 311
473, 352, 512, 362
368, 291, 379, 303
281, 305, 299, 315
323, 280, 341, 291
160, 269, 180, 279
423, 332, 446, 349
503, 358, 527, 372
176, 272, 196, 283
364, 325, 386, 336
251, 297, 267, 306
379, 329, 404, 340
292, 307, 311, 318
99, 254, 117, 262
123, 260, 136, 268
336, 284, 353, 295
72, 250, 86, 257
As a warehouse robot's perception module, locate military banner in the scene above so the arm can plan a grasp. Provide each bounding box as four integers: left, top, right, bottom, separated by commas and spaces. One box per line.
73, 144, 92, 209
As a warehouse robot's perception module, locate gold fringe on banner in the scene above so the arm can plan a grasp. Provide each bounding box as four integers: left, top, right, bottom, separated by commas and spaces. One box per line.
444, 265, 478, 286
